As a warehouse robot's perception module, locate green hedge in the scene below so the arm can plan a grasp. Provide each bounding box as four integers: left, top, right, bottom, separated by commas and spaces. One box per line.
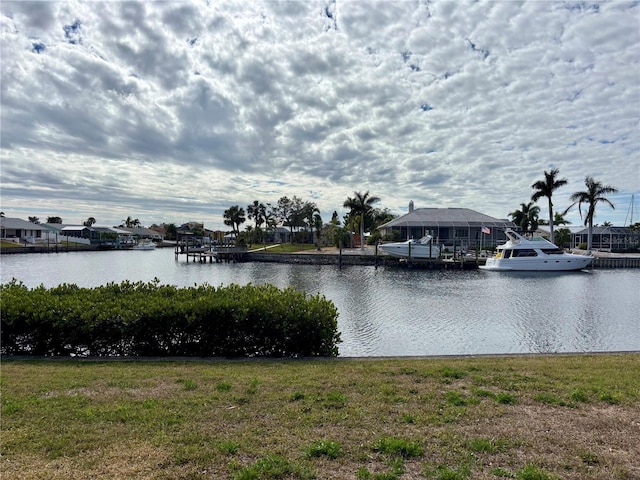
0, 280, 341, 357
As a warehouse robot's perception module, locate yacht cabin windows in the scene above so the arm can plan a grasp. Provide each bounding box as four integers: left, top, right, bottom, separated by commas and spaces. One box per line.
512, 249, 537, 257
541, 248, 564, 255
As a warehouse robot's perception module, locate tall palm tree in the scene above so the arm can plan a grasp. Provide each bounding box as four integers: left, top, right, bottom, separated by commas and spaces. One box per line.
564, 176, 618, 252
247, 201, 267, 244
343, 191, 380, 250
509, 202, 540, 236
531, 168, 568, 244
223, 205, 246, 237
303, 201, 320, 244
313, 212, 323, 250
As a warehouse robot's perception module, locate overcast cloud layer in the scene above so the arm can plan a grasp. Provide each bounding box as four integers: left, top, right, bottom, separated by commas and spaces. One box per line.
1, 0, 638, 229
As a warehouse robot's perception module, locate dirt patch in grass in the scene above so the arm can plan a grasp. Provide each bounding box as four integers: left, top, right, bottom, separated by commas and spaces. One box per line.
459, 404, 640, 479
2, 443, 173, 480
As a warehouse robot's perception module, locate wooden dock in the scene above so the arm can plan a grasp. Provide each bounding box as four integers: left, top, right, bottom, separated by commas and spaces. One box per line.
174, 244, 247, 263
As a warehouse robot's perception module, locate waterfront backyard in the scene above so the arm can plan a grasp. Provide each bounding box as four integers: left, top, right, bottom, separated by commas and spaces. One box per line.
2, 354, 638, 479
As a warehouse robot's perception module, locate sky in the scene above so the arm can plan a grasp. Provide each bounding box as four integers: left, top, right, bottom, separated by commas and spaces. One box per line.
1, 0, 639, 230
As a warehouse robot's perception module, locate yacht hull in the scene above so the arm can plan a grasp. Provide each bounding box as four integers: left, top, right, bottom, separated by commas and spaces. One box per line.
480, 253, 593, 271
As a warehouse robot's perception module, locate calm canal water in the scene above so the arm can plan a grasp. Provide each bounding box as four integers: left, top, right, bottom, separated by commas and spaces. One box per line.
1, 248, 639, 357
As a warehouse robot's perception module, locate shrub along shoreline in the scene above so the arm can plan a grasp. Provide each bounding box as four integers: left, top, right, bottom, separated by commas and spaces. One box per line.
0, 280, 340, 357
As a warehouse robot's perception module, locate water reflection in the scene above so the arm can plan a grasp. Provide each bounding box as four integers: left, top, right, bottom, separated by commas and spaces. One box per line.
1, 248, 639, 356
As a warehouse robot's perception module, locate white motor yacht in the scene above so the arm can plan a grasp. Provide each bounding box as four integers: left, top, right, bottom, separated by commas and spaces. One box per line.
480, 229, 592, 271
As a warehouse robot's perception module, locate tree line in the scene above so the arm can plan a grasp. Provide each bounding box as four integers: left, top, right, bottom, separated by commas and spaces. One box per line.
13, 174, 631, 253
23, 215, 142, 228
223, 192, 396, 248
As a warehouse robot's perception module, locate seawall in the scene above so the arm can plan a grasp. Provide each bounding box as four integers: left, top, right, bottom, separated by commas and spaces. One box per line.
245, 252, 383, 266
591, 257, 640, 269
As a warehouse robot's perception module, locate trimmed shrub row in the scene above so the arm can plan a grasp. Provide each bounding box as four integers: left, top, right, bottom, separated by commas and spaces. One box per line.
0, 280, 341, 357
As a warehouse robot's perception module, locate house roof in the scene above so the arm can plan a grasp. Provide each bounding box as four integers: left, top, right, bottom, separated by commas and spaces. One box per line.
61, 225, 92, 232
0, 217, 47, 231
118, 227, 163, 237
574, 226, 634, 235
379, 208, 515, 229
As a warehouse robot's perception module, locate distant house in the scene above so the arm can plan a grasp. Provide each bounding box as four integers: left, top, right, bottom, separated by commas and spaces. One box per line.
0, 217, 47, 244
378, 203, 516, 250
268, 227, 292, 244
149, 225, 167, 239
179, 222, 204, 233
571, 226, 639, 251
61, 225, 95, 238
118, 226, 164, 240
42, 224, 134, 247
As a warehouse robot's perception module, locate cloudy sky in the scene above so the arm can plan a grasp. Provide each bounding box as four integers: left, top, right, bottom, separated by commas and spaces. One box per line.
1, 1, 638, 230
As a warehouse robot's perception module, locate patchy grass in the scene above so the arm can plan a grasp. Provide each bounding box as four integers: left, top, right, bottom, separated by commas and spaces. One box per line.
248, 243, 318, 253
0, 240, 23, 248
304, 440, 343, 459
1, 354, 639, 479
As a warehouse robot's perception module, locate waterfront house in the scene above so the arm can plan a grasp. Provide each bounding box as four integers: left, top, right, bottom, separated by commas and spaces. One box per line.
42, 224, 134, 248
0, 217, 47, 244
378, 203, 516, 251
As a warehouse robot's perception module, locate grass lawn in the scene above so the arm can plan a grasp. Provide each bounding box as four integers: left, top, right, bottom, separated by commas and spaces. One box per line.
0, 241, 23, 248
1, 354, 639, 479
247, 243, 319, 253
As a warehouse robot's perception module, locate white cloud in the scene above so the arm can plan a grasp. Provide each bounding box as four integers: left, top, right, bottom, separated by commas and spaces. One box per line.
1, 0, 638, 228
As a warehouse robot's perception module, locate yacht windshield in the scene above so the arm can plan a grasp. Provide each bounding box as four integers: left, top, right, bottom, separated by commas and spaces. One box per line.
541, 248, 564, 255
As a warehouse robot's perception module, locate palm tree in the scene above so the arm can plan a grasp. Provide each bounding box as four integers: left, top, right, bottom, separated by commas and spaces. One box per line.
531, 168, 568, 244
552, 211, 571, 226
343, 191, 380, 250
555, 228, 571, 248
264, 209, 277, 244
564, 176, 618, 252
509, 202, 540, 236
303, 202, 320, 244
223, 205, 246, 237
121, 216, 140, 228
247, 201, 267, 244
313, 212, 323, 250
